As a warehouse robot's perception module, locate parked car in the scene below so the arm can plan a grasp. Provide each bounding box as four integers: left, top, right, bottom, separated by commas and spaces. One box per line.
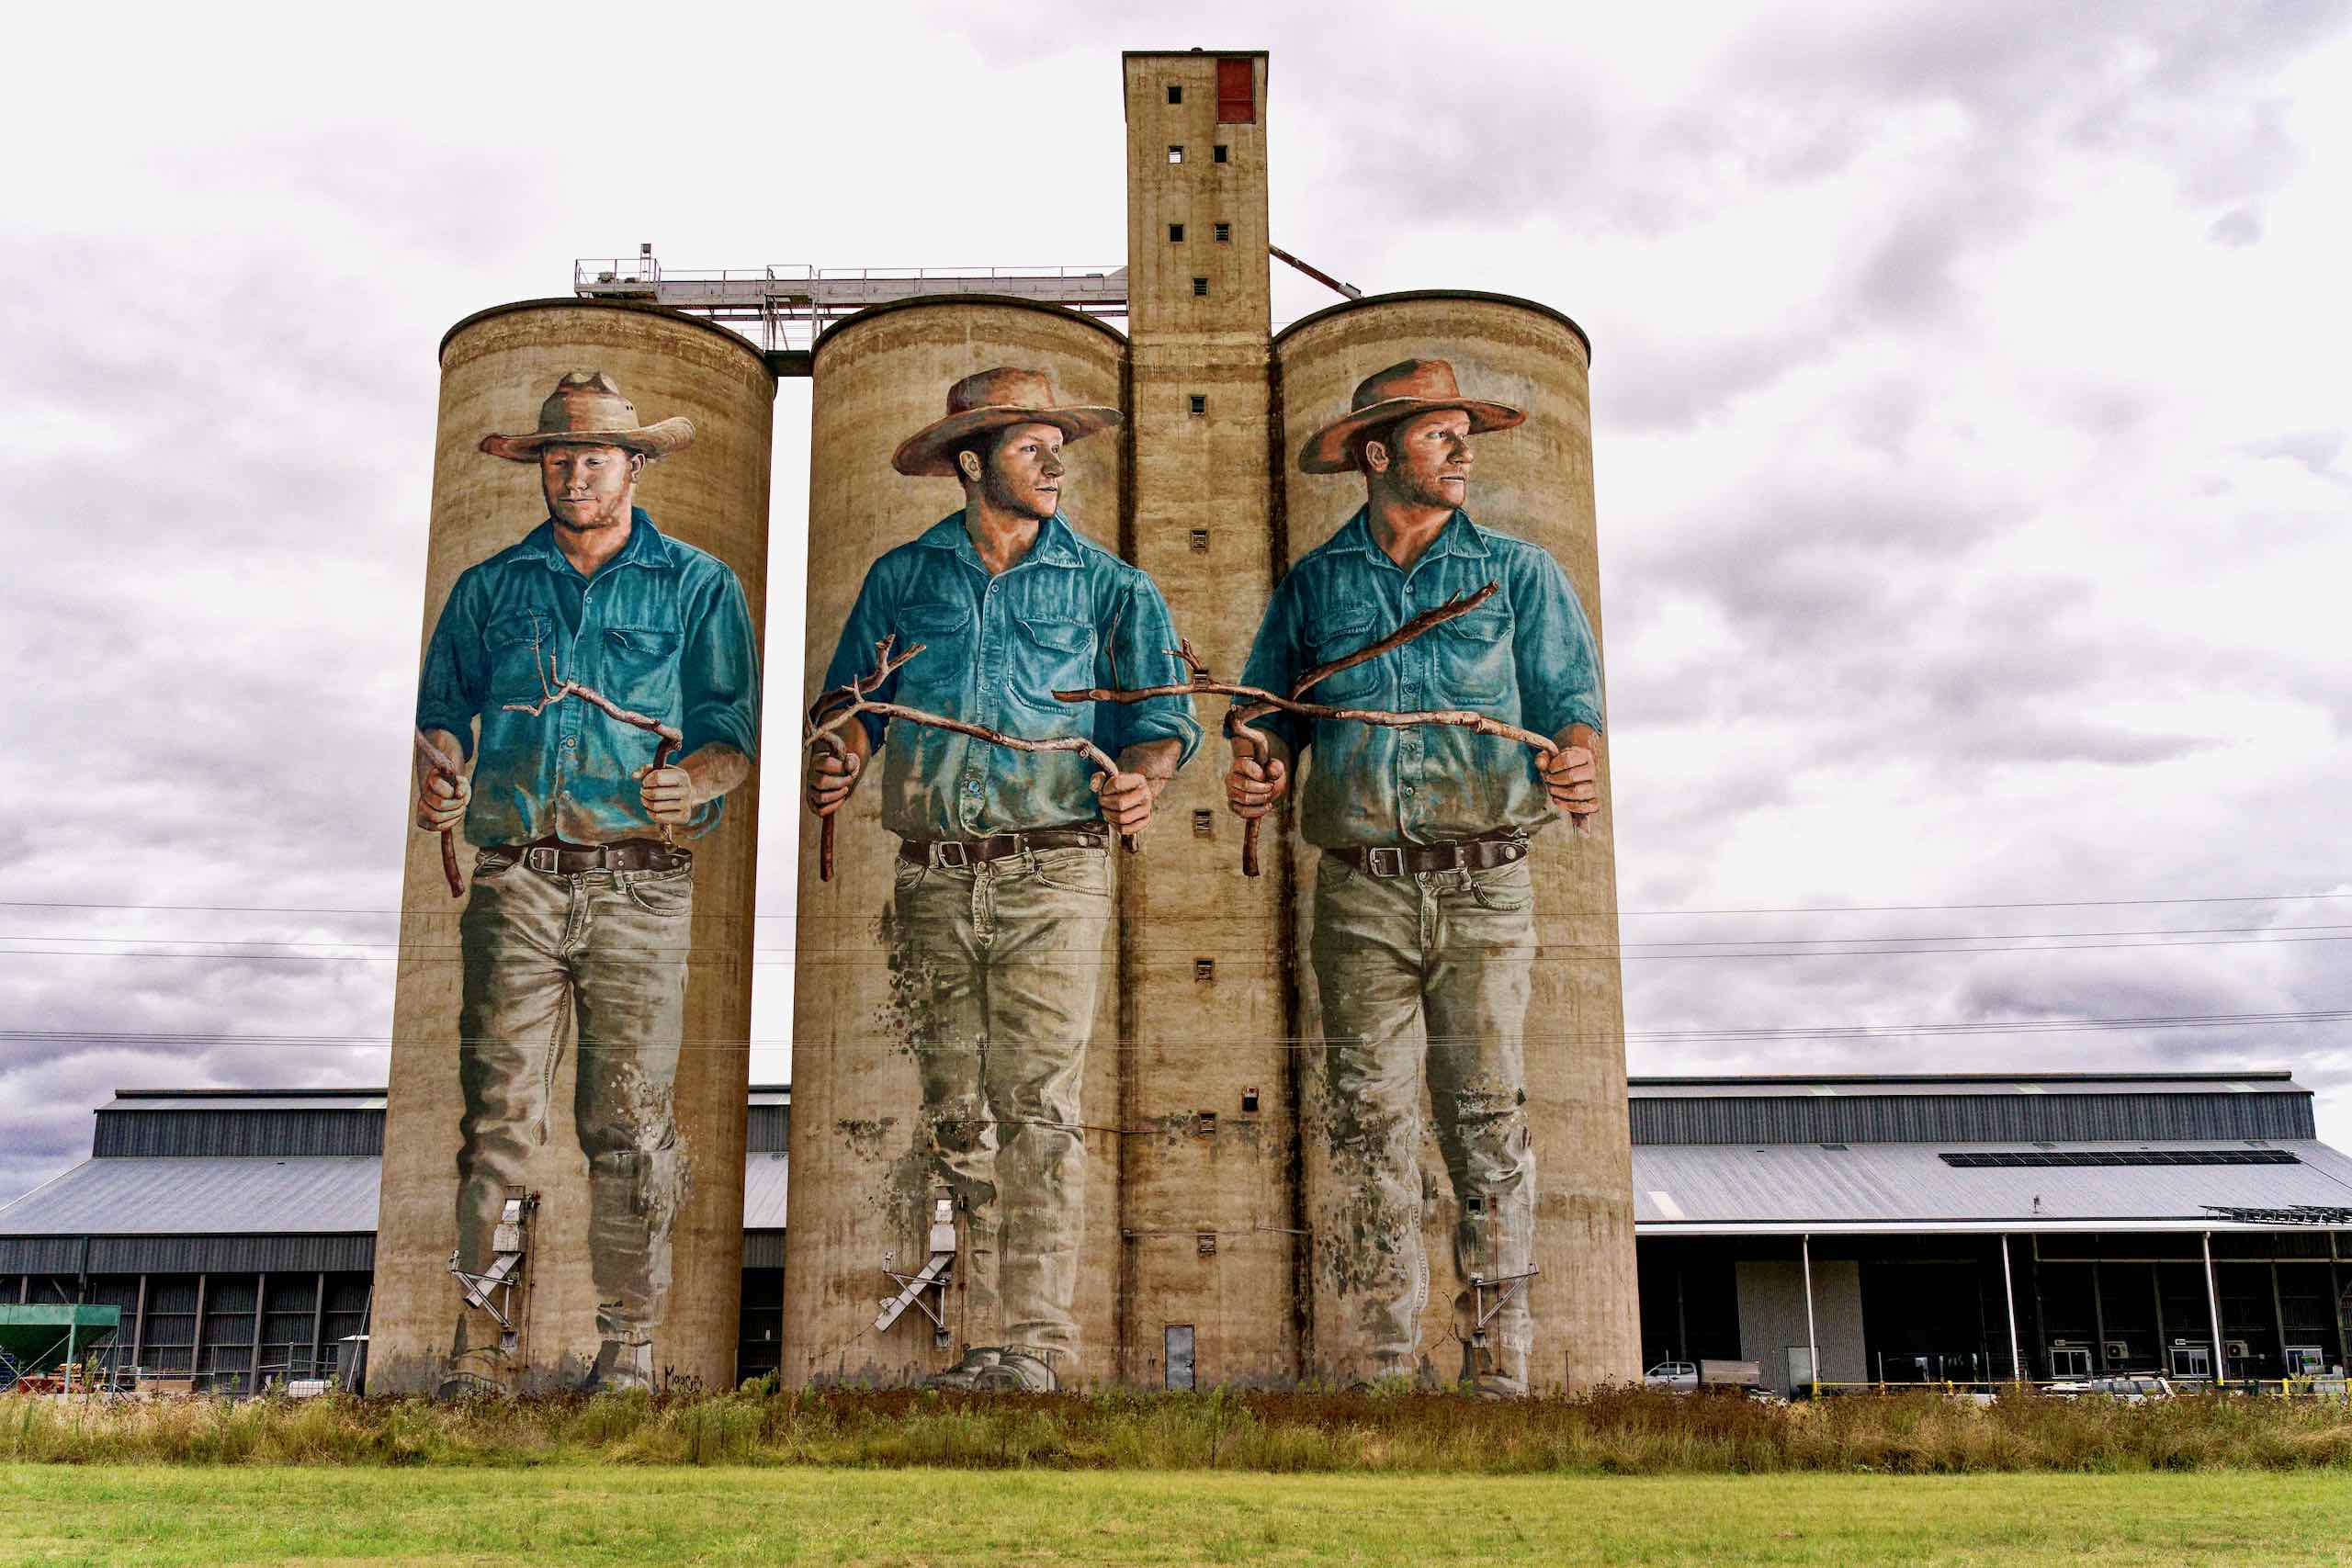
1643, 1359, 1762, 1393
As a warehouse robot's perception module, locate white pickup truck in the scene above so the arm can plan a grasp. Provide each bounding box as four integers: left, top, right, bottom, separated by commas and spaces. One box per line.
1643, 1359, 1761, 1393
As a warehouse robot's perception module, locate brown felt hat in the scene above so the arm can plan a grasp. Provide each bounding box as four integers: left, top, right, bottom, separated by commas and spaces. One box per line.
892, 367, 1122, 478
479, 370, 696, 462
1296, 357, 1524, 474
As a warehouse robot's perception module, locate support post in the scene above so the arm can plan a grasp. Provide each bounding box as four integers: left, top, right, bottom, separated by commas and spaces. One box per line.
2090, 1259, 2109, 1372
2270, 1260, 2290, 1385
2202, 1231, 2227, 1385
310, 1272, 328, 1379
130, 1273, 148, 1376
1801, 1233, 1819, 1398
191, 1271, 208, 1390
250, 1270, 267, 1393
2000, 1235, 2022, 1385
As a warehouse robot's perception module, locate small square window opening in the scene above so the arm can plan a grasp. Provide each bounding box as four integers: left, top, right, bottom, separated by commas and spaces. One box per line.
1214, 221, 1231, 243
1213, 144, 1229, 164
1188, 527, 1210, 552
1167, 84, 1182, 105
1192, 277, 1209, 297
1188, 394, 1206, 414
1168, 145, 1184, 164
1169, 223, 1184, 243
1191, 808, 1215, 837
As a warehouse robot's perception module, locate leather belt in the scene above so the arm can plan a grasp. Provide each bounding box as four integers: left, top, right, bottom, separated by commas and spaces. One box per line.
1330, 834, 1529, 878
490, 839, 691, 874
899, 829, 1106, 869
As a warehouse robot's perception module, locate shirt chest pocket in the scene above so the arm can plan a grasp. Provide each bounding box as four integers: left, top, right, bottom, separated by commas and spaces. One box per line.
893, 602, 972, 705
1303, 608, 1381, 704
1431, 605, 1511, 706
484, 610, 553, 701
1011, 616, 1097, 710
602, 624, 684, 713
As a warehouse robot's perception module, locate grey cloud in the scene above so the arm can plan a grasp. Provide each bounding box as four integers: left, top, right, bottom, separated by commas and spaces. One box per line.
2206, 206, 2265, 247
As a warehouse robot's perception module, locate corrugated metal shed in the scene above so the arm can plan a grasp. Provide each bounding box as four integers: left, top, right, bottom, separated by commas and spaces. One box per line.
1633, 1139, 2352, 1233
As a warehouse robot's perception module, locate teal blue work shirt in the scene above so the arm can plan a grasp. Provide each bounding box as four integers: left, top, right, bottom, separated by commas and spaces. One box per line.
822, 511, 1202, 840
417, 510, 761, 847
1236, 507, 1603, 849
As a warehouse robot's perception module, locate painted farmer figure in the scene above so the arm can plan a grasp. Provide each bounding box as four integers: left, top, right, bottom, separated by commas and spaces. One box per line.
1227, 358, 1602, 1395
809, 367, 1198, 1391
413, 370, 760, 1389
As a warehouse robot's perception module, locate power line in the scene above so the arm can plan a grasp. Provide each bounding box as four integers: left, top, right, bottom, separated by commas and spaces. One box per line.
2, 887, 2348, 919
6, 934, 2352, 965
9, 920, 2352, 953
3, 1009, 2346, 1053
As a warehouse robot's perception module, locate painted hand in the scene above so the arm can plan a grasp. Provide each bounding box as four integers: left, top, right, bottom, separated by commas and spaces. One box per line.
806, 747, 860, 817
637, 764, 694, 826
1225, 755, 1287, 820
416, 770, 470, 833
1092, 770, 1155, 835
1540, 744, 1599, 818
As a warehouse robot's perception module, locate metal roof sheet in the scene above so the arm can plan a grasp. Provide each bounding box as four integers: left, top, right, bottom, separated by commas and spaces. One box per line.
1633, 1138, 2352, 1233
103, 1094, 388, 1112
2, 1155, 791, 1236
0, 1157, 381, 1235
745, 1152, 788, 1228
1628, 1075, 2304, 1100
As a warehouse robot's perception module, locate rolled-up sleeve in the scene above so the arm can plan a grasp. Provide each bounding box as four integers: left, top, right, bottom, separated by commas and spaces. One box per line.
1232, 573, 1309, 756
1510, 547, 1604, 739
415, 570, 489, 761
1097, 568, 1201, 766
820, 559, 902, 751
678, 565, 762, 763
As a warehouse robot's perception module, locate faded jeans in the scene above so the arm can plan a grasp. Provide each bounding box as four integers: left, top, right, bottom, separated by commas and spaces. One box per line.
1309, 852, 1536, 1387
456, 853, 692, 1345
888, 844, 1109, 1368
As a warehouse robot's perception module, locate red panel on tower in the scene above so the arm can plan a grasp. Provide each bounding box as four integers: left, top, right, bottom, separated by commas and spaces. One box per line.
1216, 58, 1256, 123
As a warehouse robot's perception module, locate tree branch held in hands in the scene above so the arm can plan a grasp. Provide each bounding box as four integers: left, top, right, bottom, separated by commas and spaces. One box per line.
804, 636, 1136, 882
1054, 582, 1582, 875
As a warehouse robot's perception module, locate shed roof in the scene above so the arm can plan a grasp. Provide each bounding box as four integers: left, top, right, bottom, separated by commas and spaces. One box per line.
0, 1156, 381, 1236
2, 1155, 786, 1237
1626, 1072, 2305, 1100
1632, 1138, 2352, 1235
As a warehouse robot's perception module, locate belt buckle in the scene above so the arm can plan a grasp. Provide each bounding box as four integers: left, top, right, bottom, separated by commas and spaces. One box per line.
1366, 846, 1406, 878
525, 846, 559, 874
934, 840, 970, 870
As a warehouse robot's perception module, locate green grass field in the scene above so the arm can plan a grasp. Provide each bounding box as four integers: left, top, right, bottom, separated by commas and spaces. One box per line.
2, 1468, 2348, 1566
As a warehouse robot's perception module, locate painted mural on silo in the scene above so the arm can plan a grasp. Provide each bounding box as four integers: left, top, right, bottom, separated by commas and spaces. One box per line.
1232, 353, 1608, 1397
411, 367, 760, 1393
803, 367, 1198, 1392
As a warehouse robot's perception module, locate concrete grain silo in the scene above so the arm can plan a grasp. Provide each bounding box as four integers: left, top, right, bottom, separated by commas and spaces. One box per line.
372, 299, 774, 1393
784, 298, 1131, 1386
1272, 291, 1640, 1391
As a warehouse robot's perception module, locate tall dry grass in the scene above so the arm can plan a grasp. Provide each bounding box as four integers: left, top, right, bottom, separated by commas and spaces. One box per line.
6, 1384, 2349, 1472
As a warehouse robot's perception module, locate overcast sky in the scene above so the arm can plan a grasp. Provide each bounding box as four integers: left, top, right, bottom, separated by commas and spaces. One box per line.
5, 1, 2349, 1201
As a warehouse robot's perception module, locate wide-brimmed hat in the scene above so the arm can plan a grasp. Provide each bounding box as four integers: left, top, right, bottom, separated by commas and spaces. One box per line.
1296, 357, 1523, 474
479, 370, 696, 462
892, 367, 1122, 478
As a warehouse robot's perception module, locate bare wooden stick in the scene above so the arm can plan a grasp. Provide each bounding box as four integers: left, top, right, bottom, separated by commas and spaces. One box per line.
413, 729, 467, 898
804, 636, 1135, 880
502, 637, 684, 844
1290, 581, 1498, 700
